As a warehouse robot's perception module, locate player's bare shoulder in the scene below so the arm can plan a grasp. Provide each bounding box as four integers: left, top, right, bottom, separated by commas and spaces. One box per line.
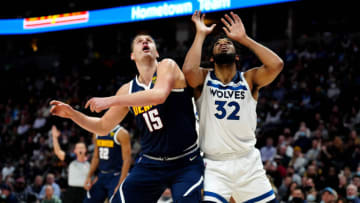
159, 58, 187, 89
116, 82, 131, 96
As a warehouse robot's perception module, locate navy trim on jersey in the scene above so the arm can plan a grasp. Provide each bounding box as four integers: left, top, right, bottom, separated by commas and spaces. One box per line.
204, 191, 228, 203
243, 190, 275, 203
206, 80, 247, 90
210, 70, 242, 83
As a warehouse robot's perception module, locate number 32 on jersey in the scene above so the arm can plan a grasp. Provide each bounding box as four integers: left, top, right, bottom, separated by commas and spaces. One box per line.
214, 100, 240, 120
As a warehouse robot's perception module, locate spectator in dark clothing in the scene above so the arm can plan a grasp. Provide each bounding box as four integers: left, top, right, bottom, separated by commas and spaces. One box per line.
25, 175, 43, 202
0, 184, 18, 203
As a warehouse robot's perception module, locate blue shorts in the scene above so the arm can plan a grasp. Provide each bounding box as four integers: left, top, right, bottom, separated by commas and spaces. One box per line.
111, 150, 204, 203
83, 171, 121, 203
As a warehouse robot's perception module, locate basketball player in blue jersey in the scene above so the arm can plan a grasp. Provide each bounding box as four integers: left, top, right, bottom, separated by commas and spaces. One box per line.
83, 125, 131, 203
50, 34, 203, 203
182, 11, 284, 203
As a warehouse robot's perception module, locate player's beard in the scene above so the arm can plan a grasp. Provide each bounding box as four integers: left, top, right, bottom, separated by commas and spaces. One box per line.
213, 53, 236, 65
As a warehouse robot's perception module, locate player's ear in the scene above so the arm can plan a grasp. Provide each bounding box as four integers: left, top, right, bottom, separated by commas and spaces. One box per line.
235, 55, 240, 61
130, 52, 135, 61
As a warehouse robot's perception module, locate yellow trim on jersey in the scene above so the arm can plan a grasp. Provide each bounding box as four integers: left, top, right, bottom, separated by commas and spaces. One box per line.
97, 140, 114, 148
152, 76, 157, 84
132, 105, 153, 116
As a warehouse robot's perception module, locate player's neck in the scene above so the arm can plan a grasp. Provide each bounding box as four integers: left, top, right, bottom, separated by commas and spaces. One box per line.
214, 64, 237, 84
77, 155, 87, 162
136, 59, 157, 85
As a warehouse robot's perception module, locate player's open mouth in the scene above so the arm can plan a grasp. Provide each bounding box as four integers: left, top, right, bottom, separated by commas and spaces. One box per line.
143, 45, 150, 52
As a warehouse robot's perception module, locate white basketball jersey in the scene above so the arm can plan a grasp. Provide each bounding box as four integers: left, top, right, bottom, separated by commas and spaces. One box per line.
196, 71, 257, 159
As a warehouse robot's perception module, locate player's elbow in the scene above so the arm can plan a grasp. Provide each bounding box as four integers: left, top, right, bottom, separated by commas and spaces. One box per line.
152, 89, 169, 105
152, 94, 167, 105
182, 64, 192, 76
93, 128, 108, 136
97, 120, 114, 136
183, 71, 195, 87
273, 58, 284, 72
55, 152, 65, 161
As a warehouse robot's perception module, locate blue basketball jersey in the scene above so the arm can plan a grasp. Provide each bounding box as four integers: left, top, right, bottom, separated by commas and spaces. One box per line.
96, 125, 123, 172
128, 73, 198, 157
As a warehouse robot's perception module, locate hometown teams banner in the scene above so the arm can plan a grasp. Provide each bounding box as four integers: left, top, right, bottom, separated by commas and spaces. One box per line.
0, 0, 296, 35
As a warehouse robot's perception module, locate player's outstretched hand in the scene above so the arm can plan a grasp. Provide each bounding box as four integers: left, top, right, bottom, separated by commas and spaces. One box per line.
221, 12, 248, 44
85, 97, 112, 113
192, 10, 216, 36
50, 100, 74, 119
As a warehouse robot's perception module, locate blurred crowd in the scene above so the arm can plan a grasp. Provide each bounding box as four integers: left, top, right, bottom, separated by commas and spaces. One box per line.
1, 30, 360, 203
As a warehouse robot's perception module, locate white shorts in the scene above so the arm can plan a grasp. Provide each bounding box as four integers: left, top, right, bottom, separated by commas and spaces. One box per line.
203, 148, 275, 203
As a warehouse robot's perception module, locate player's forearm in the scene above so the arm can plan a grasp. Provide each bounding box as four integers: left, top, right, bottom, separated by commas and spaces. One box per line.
109, 88, 169, 107
183, 33, 206, 73
119, 158, 131, 184
240, 36, 283, 71
69, 110, 109, 135
87, 156, 99, 178
183, 33, 207, 87
52, 137, 65, 160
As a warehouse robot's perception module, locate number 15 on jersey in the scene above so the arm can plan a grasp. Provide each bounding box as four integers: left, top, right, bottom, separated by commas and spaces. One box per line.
143, 109, 164, 132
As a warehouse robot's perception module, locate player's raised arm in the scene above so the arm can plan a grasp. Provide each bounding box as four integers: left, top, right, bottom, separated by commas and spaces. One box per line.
183, 10, 216, 88
51, 125, 65, 161
221, 12, 283, 89
85, 58, 181, 113
50, 83, 130, 136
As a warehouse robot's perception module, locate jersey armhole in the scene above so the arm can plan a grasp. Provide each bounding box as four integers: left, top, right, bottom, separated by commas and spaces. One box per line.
128, 80, 134, 111
195, 71, 209, 105
113, 126, 123, 146
241, 72, 257, 103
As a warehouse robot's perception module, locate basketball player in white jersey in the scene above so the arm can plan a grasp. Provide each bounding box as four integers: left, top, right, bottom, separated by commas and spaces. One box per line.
183, 11, 284, 203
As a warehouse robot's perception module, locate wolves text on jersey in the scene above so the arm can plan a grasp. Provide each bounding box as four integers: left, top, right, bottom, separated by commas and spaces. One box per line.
209, 88, 245, 100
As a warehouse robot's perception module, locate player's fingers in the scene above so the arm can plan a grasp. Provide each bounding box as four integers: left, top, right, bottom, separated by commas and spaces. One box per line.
90, 103, 94, 112
230, 12, 241, 23
50, 106, 57, 115
85, 99, 92, 109
201, 13, 205, 22
223, 27, 230, 36
52, 125, 59, 132
210, 24, 217, 30
192, 10, 197, 18
235, 13, 242, 24
221, 18, 231, 29
91, 103, 96, 113
224, 14, 234, 25
50, 100, 61, 105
